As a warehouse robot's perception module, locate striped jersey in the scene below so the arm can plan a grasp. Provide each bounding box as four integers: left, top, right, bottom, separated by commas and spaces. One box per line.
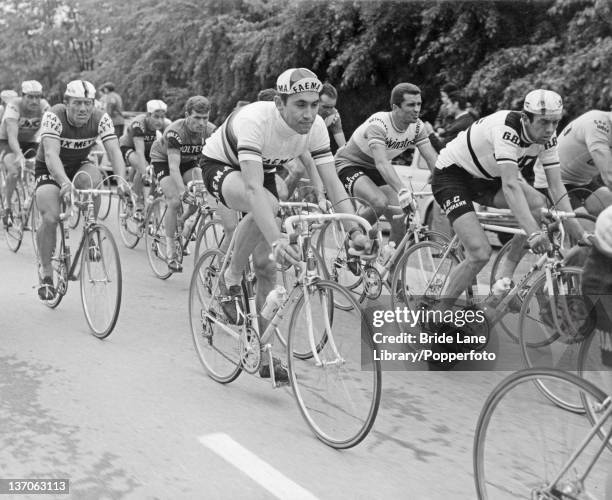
436, 110, 559, 179
149, 118, 216, 165
335, 112, 429, 171
202, 101, 333, 173
36, 104, 115, 168
0, 97, 50, 142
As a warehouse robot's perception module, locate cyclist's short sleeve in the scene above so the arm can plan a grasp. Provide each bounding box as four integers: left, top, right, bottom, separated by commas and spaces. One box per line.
235, 114, 265, 165
2, 101, 20, 122
492, 124, 521, 166
166, 129, 183, 150
584, 117, 611, 153
98, 113, 116, 142
40, 110, 63, 139
308, 117, 333, 166
364, 116, 388, 150
131, 117, 147, 137
538, 135, 560, 169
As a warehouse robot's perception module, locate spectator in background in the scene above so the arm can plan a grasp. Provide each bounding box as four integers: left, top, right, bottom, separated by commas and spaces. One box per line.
318, 83, 346, 155
100, 82, 125, 137
437, 90, 476, 146
434, 83, 457, 132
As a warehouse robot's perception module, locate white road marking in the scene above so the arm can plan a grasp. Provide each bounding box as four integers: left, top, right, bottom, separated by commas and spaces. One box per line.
198, 433, 319, 500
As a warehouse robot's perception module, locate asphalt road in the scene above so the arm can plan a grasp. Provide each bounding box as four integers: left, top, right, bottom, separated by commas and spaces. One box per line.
1, 203, 609, 500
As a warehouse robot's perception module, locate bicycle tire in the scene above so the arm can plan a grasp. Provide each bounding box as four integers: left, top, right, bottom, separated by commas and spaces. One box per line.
4, 187, 23, 252
473, 368, 611, 500
97, 171, 112, 221
117, 195, 141, 249
144, 197, 172, 280
189, 249, 242, 383
518, 265, 592, 412
287, 279, 381, 449
41, 223, 68, 309
80, 224, 122, 338
67, 203, 81, 229
193, 218, 225, 263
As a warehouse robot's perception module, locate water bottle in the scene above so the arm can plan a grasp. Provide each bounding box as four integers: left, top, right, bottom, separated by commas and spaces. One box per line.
261, 285, 287, 320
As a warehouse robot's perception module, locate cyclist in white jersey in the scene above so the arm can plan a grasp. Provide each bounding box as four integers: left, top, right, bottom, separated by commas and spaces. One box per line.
335, 83, 438, 244
533, 109, 612, 214
201, 68, 370, 382
432, 89, 584, 305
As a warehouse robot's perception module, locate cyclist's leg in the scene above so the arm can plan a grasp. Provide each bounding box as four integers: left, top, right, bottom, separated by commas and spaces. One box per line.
491, 182, 547, 280
179, 166, 201, 226
378, 184, 405, 244
155, 165, 180, 258
342, 167, 385, 226
35, 175, 61, 294
215, 202, 238, 253
584, 185, 612, 216
73, 160, 103, 212
432, 166, 491, 302
125, 148, 146, 209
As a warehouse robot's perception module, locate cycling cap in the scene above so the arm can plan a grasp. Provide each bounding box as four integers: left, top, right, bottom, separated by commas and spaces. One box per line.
21, 80, 43, 95
146, 99, 168, 113
65, 80, 96, 99
0, 89, 18, 101
595, 205, 612, 255
276, 68, 322, 95
523, 89, 563, 115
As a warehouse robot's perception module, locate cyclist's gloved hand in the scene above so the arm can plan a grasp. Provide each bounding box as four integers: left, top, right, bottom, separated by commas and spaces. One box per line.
527, 231, 551, 254
271, 236, 301, 267
59, 182, 73, 203
398, 188, 414, 213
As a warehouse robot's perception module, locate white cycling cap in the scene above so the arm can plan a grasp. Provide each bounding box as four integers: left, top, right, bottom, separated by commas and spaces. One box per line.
65, 80, 96, 99
595, 205, 612, 256
523, 89, 563, 115
0, 89, 18, 101
21, 80, 43, 95
146, 99, 168, 113
276, 68, 322, 95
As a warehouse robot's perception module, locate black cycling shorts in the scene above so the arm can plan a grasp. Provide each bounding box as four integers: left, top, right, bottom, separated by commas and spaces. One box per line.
34, 159, 97, 189
336, 165, 386, 197
431, 165, 502, 224
564, 174, 605, 209
201, 156, 278, 208
152, 160, 198, 183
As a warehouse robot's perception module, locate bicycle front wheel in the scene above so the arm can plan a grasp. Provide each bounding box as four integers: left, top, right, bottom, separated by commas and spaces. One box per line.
189, 249, 242, 383
4, 188, 23, 252
97, 171, 112, 220
117, 195, 141, 249
80, 224, 122, 338
518, 266, 592, 412
474, 368, 612, 500
288, 279, 381, 449
144, 198, 172, 279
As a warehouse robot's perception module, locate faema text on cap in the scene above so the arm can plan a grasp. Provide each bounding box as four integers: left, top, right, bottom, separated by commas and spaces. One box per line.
523, 89, 563, 115
276, 68, 322, 95
146, 99, 168, 113
21, 80, 43, 95
64, 80, 96, 99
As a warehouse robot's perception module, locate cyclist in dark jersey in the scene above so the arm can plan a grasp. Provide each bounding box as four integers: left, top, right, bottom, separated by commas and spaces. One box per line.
149, 95, 216, 272
35, 80, 127, 301
119, 99, 170, 218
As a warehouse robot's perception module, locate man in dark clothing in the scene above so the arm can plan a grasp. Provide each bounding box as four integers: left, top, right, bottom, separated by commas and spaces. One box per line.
437, 90, 476, 146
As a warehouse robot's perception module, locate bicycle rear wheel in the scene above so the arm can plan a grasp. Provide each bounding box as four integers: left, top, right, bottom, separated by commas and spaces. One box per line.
144, 198, 172, 279
4, 188, 23, 252
288, 280, 381, 449
518, 266, 592, 412
80, 224, 122, 338
474, 368, 612, 500
189, 249, 242, 383
117, 195, 141, 249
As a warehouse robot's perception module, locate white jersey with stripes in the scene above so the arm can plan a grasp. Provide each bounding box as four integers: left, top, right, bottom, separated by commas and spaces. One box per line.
436, 110, 559, 180
202, 101, 333, 173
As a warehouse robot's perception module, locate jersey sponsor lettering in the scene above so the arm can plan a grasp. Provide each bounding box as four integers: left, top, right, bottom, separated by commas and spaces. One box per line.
0, 97, 50, 142
436, 110, 559, 179
335, 111, 428, 172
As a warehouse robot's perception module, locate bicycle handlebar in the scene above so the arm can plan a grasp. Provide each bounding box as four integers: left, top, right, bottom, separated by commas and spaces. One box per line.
283, 213, 374, 235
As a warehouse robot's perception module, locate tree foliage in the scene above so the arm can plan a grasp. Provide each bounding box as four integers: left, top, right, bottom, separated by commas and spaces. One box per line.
0, 0, 609, 128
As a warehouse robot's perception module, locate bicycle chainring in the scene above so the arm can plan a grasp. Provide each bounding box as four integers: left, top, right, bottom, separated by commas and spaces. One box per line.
239, 327, 261, 374
363, 266, 382, 299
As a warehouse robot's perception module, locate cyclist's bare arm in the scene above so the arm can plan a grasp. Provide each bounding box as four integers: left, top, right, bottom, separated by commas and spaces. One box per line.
416, 140, 438, 173
5, 118, 23, 159
543, 165, 586, 240
42, 137, 70, 186
590, 145, 612, 188
333, 131, 346, 149
102, 136, 127, 180
370, 142, 404, 193
167, 148, 184, 193
132, 136, 147, 169
500, 163, 540, 235
296, 152, 326, 205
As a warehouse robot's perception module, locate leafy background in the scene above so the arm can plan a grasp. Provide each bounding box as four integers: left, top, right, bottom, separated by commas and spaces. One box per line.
1, 0, 610, 132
